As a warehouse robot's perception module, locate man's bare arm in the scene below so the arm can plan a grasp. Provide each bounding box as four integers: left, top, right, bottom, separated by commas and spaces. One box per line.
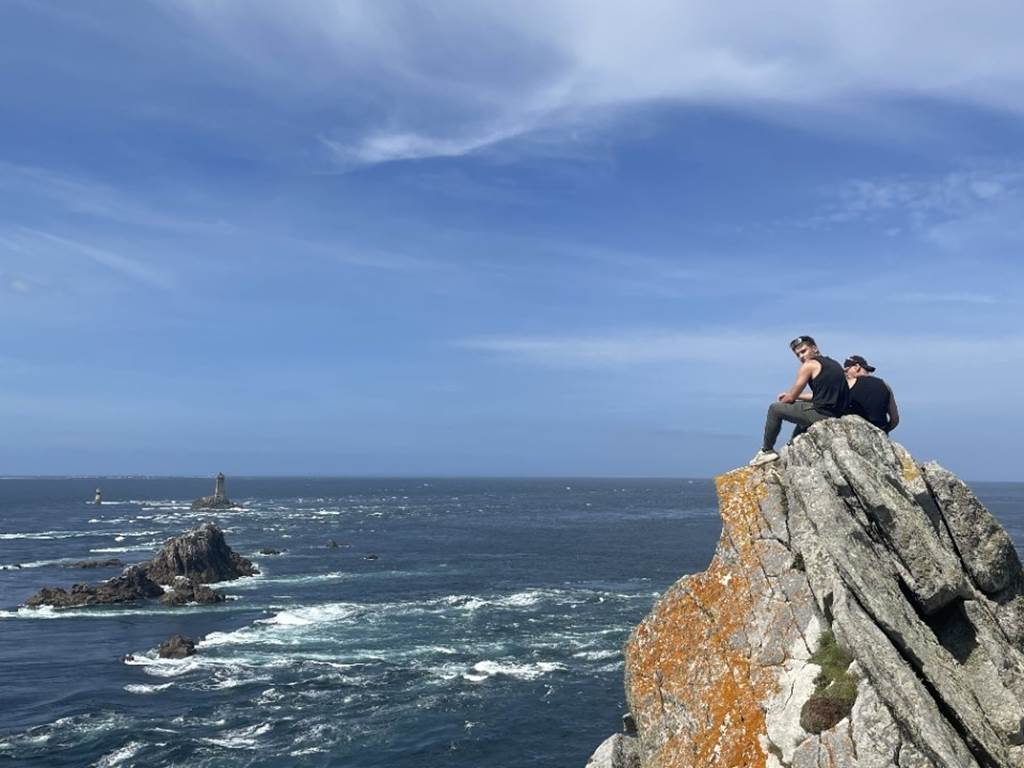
778, 361, 817, 403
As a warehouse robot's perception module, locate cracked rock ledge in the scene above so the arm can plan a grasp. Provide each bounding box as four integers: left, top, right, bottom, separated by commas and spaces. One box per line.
586, 417, 1024, 768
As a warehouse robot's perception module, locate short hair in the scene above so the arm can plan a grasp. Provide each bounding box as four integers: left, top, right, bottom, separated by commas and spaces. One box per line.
789, 335, 817, 350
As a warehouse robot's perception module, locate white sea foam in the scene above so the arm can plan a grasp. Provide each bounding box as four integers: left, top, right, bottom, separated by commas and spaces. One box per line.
124, 682, 174, 694
0, 557, 79, 570
573, 649, 620, 661
202, 722, 271, 749
0, 530, 94, 540
89, 541, 159, 553
95, 740, 145, 767
462, 660, 566, 682
2, 603, 244, 620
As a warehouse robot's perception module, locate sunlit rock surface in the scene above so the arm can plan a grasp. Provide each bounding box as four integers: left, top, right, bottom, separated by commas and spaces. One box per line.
591, 417, 1024, 768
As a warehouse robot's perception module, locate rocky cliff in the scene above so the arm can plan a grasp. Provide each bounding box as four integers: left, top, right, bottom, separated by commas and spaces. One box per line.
589, 417, 1024, 768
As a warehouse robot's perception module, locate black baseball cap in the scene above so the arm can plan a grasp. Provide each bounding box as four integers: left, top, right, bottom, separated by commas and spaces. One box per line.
843, 355, 876, 372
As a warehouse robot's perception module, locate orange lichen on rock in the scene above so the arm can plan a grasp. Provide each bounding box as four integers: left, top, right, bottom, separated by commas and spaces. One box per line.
899, 452, 922, 485
625, 466, 798, 768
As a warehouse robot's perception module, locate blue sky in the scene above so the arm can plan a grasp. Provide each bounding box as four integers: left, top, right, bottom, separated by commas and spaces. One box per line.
1, 1, 1023, 479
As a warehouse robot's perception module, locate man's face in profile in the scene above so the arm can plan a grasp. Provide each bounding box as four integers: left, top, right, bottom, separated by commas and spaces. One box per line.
792, 343, 817, 363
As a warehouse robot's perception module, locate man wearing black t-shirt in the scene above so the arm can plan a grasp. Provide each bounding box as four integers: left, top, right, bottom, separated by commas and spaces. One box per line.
749, 335, 850, 466
844, 355, 899, 434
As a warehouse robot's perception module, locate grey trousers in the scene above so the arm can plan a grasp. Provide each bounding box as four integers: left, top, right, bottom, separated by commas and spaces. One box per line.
763, 401, 831, 451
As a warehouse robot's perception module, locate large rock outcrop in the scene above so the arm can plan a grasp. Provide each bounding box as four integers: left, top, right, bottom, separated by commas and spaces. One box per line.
24, 522, 256, 609
143, 522, 257, 584
593, 417, 1024, 768
25, 564, 164, 608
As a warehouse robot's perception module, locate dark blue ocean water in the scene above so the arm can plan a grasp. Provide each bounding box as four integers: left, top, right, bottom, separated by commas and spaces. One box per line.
1, 478, 1022, 767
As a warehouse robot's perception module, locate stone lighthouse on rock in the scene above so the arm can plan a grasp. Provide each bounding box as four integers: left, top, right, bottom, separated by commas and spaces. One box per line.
191, 472, 236, 510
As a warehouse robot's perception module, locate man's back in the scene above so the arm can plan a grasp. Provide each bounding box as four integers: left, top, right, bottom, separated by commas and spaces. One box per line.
847, 376, 893, 431
809, 356, 850, 416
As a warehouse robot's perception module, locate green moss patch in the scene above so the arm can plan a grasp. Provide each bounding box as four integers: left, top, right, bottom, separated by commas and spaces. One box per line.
799, 630, 858, 734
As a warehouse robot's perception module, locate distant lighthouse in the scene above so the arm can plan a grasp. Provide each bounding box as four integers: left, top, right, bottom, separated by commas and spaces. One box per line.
192, 472, 235, 510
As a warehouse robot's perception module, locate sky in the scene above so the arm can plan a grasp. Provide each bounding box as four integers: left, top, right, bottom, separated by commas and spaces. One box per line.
1, 1, 1023, 479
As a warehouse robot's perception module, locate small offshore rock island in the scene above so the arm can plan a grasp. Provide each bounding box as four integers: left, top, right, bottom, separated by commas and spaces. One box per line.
589, 417, 1024, 768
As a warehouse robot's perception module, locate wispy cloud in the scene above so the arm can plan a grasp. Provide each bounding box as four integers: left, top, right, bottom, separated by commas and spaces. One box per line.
172, 2, 1024, 166
0, 163, 232, 234
822, 165, 1024, 227
891, 292, 1002, 305
457, 330, 795, 367
321, 125, 531, 166
455, 327, 1024, 374
17, 229, 173, 289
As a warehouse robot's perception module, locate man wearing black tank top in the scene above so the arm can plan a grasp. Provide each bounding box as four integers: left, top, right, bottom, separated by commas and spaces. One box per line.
749, 335, 850, 467
843, 355, 899, 434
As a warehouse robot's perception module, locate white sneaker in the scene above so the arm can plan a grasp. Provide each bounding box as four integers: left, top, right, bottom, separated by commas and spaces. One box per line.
749, 449, 779, 467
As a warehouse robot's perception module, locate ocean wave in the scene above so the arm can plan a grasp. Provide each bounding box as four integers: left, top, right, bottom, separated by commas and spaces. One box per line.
201, 722, 272, 749
95, 741, 144, 767
0, 713, 131, 752
89, 541, 160, 554
0, 530, 97, 540
572, 649, 621, 661
0, 557, 80, 570
124, 682, 174, 694
2, 603, 248, 620
200, 603, 362, 648
462, 660, 566, 682
0, 528, 159, 541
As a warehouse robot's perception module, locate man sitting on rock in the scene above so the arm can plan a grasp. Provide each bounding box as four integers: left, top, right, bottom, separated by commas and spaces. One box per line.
844, 355, 899, 434
749, 335, 850, 466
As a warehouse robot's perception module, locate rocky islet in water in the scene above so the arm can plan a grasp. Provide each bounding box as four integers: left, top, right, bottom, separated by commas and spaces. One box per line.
24, 521, 256, 609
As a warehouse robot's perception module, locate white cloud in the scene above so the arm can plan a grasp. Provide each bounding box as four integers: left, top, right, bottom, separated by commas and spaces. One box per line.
454, 328, 1024, 405
826, 166, 1024, 225
174, 1, 1024, 165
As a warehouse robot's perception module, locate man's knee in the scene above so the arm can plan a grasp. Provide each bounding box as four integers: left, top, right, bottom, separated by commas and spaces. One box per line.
768, 402, 786, 417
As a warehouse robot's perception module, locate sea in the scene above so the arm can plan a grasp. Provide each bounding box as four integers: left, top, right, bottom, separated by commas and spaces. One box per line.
1, 477, 1022, 768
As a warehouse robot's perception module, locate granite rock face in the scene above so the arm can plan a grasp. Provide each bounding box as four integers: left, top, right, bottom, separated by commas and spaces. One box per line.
159, 576, 227, 606
143, 522, 257, 585
593, 417, 1024, 768
158, 634, 197, 659
24, 522, 255, 609
24, 565, 163, 608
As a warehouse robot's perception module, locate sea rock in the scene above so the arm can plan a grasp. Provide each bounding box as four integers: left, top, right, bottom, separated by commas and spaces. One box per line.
61, 558, 124, 569
25, 565, 163, 608
598, 417, 1024, 768
23, 522, 255, 608
259, 548, 282, 556
191, 494, 235, 510
191, 472, 237, 510
585, 733, 640, 768
159, 576, 226, 605
144, 522, 257, 585
158, 634, 197, 659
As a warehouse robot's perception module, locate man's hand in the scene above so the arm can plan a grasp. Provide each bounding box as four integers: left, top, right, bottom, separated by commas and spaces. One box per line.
777, 392, 796, 403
